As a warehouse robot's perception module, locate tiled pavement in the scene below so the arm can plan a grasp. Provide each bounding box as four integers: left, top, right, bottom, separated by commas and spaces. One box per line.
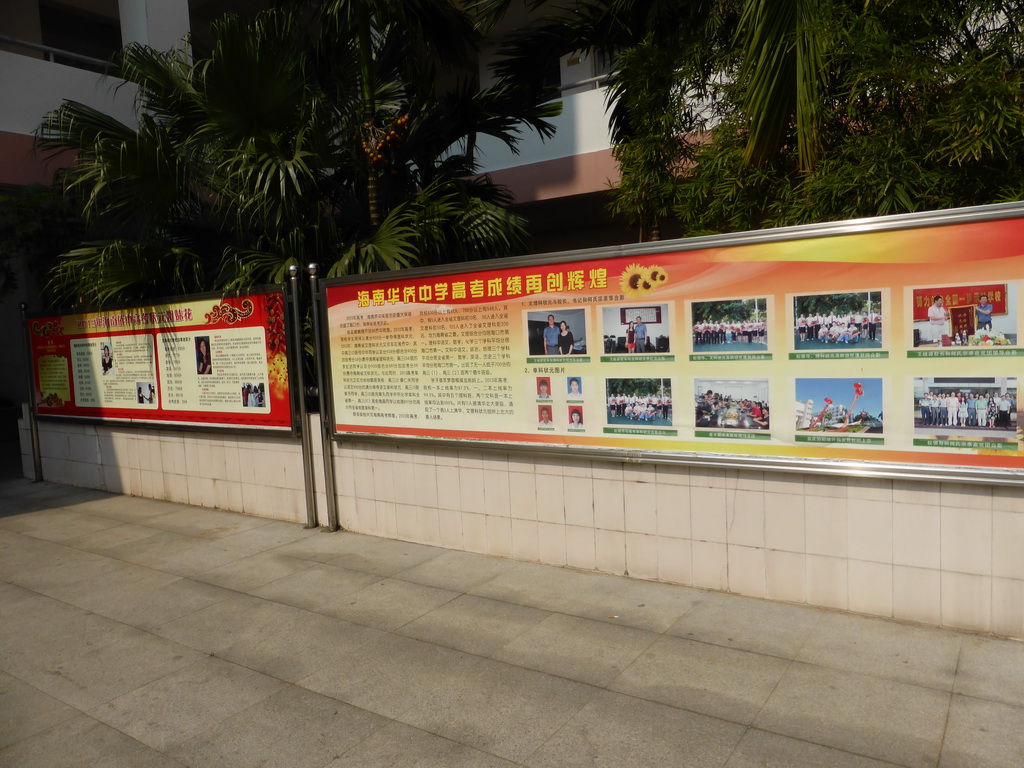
2, 477, 1023, 768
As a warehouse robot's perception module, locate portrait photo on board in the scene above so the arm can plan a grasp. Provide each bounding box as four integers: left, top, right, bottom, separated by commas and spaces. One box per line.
793, 291, 883, 349
535, 377, 552, 400
795, 378, 883, 434
605, 378, 673, 425
241, 382, 266, 407
526, 309, 588, 356
694, 379, 770, 431
910, 283, 1018, 348
99, 340, 114, 376
195, 336, 213, 374
913, 377, 1018, 439
537, 404, 555, 429
601, 304, 671, 354
568, 406, 585, 430
135, 382, 156, 406
691, 298, 768, 352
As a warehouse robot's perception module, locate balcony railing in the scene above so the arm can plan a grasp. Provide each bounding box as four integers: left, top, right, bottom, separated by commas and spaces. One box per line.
0, 35, 114, 75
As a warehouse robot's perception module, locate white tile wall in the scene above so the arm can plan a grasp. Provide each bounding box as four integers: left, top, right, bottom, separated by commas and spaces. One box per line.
941, 570, 992, 632
892, 502, 940, 569
657, 536, 691, 585
692, 540, 728, 590
806, 554, 848, 611
486, 514, 513, 558
19, 415, 1024, 639
594, 528, 626, 574
848, 559, 893, 617
511, 518, 540, 562
537, 521, 567, 566
766, 550, 806, 604
565, 524, 596, 570
893, 565, 941, 626
625, 532, 658, 580
728, 544, 766, 597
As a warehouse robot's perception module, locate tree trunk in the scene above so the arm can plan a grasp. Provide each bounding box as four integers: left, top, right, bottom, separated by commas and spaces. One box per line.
358, 11, 380, 228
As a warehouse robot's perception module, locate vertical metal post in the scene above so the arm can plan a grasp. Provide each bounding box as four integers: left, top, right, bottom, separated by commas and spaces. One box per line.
19, 304, 43, 482
308, 264, 340, 532
288, 268, 319, 529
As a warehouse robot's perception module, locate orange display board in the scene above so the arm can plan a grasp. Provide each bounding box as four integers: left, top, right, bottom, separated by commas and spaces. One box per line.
323, 206, 1024, 475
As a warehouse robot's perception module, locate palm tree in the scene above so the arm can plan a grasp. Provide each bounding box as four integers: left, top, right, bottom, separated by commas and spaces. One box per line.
37, 4, 559, 306
734, 0, 831, 173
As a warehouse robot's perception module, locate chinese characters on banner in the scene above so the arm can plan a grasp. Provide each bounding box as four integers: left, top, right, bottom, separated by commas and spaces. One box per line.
326, 214, 1024, 474
28, 290, 293, 431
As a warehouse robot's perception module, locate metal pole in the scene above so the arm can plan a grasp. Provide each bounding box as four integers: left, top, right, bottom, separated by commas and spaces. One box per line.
19, 304, 43, 482
308, 264, 340, 532
288, 268, 319, 529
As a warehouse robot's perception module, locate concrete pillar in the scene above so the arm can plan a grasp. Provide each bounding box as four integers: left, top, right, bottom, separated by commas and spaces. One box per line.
118, 0, 189, 50
117, 0, 148, 46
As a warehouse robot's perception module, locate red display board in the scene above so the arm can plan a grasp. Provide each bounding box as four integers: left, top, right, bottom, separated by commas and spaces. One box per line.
28, 289, 293, 431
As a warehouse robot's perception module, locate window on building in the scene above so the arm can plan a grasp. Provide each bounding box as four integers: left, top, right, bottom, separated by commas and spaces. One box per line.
0, 0, 120, 73
39, 1, 122, 71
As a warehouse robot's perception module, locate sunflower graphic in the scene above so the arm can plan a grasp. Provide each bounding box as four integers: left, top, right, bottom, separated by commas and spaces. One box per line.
647, 264, 669, 285
619, 263, 669, 297
619, 263, 653, 298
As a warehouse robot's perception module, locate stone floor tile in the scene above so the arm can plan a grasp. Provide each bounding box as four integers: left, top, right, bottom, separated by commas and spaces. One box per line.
262, 530, 360, 562
79, 495, 189, 523
954, 635, 1024, 708
217, 612, 379, 683
216, 519, 317, 551
191, 550, 316, 592
250, 562, 383, 611
396, 594, 551, 656
61, 521, 168, 552
144, 506, 273, 540
99, 533, 256, 576
318, 577, 459, 630
796, 612, 963, 690
494, 613, 658, 686
397, 658, 599, 763
468, 561, 603, 613
393, 549, 517, 593
151, 593, 312, 653
168, 685, 387, 768
753, 661, 950, 768
609, 635, 789, 724
0, 509, 122, 542
1, 601, 137, 669
0, 672, 78, 750
0, 531, 72, 579
667, 591, 822, 658
725, 728, 905, 768
939, 694, 1024, 768
8, 553, 131, 598
0, 714, 187, 768
562, 572, 706, 633
298, 631, 482, 719
4, 616, 205, 710
89, 656, 286, 752
326, 721, 518, 768
80, 576, 236, 629
525, 689, 745, 768
323, 535, 444, 576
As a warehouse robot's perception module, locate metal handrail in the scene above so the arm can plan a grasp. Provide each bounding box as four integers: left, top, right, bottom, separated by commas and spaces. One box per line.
559, 73, 614, 93
0, 34, 114, 72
